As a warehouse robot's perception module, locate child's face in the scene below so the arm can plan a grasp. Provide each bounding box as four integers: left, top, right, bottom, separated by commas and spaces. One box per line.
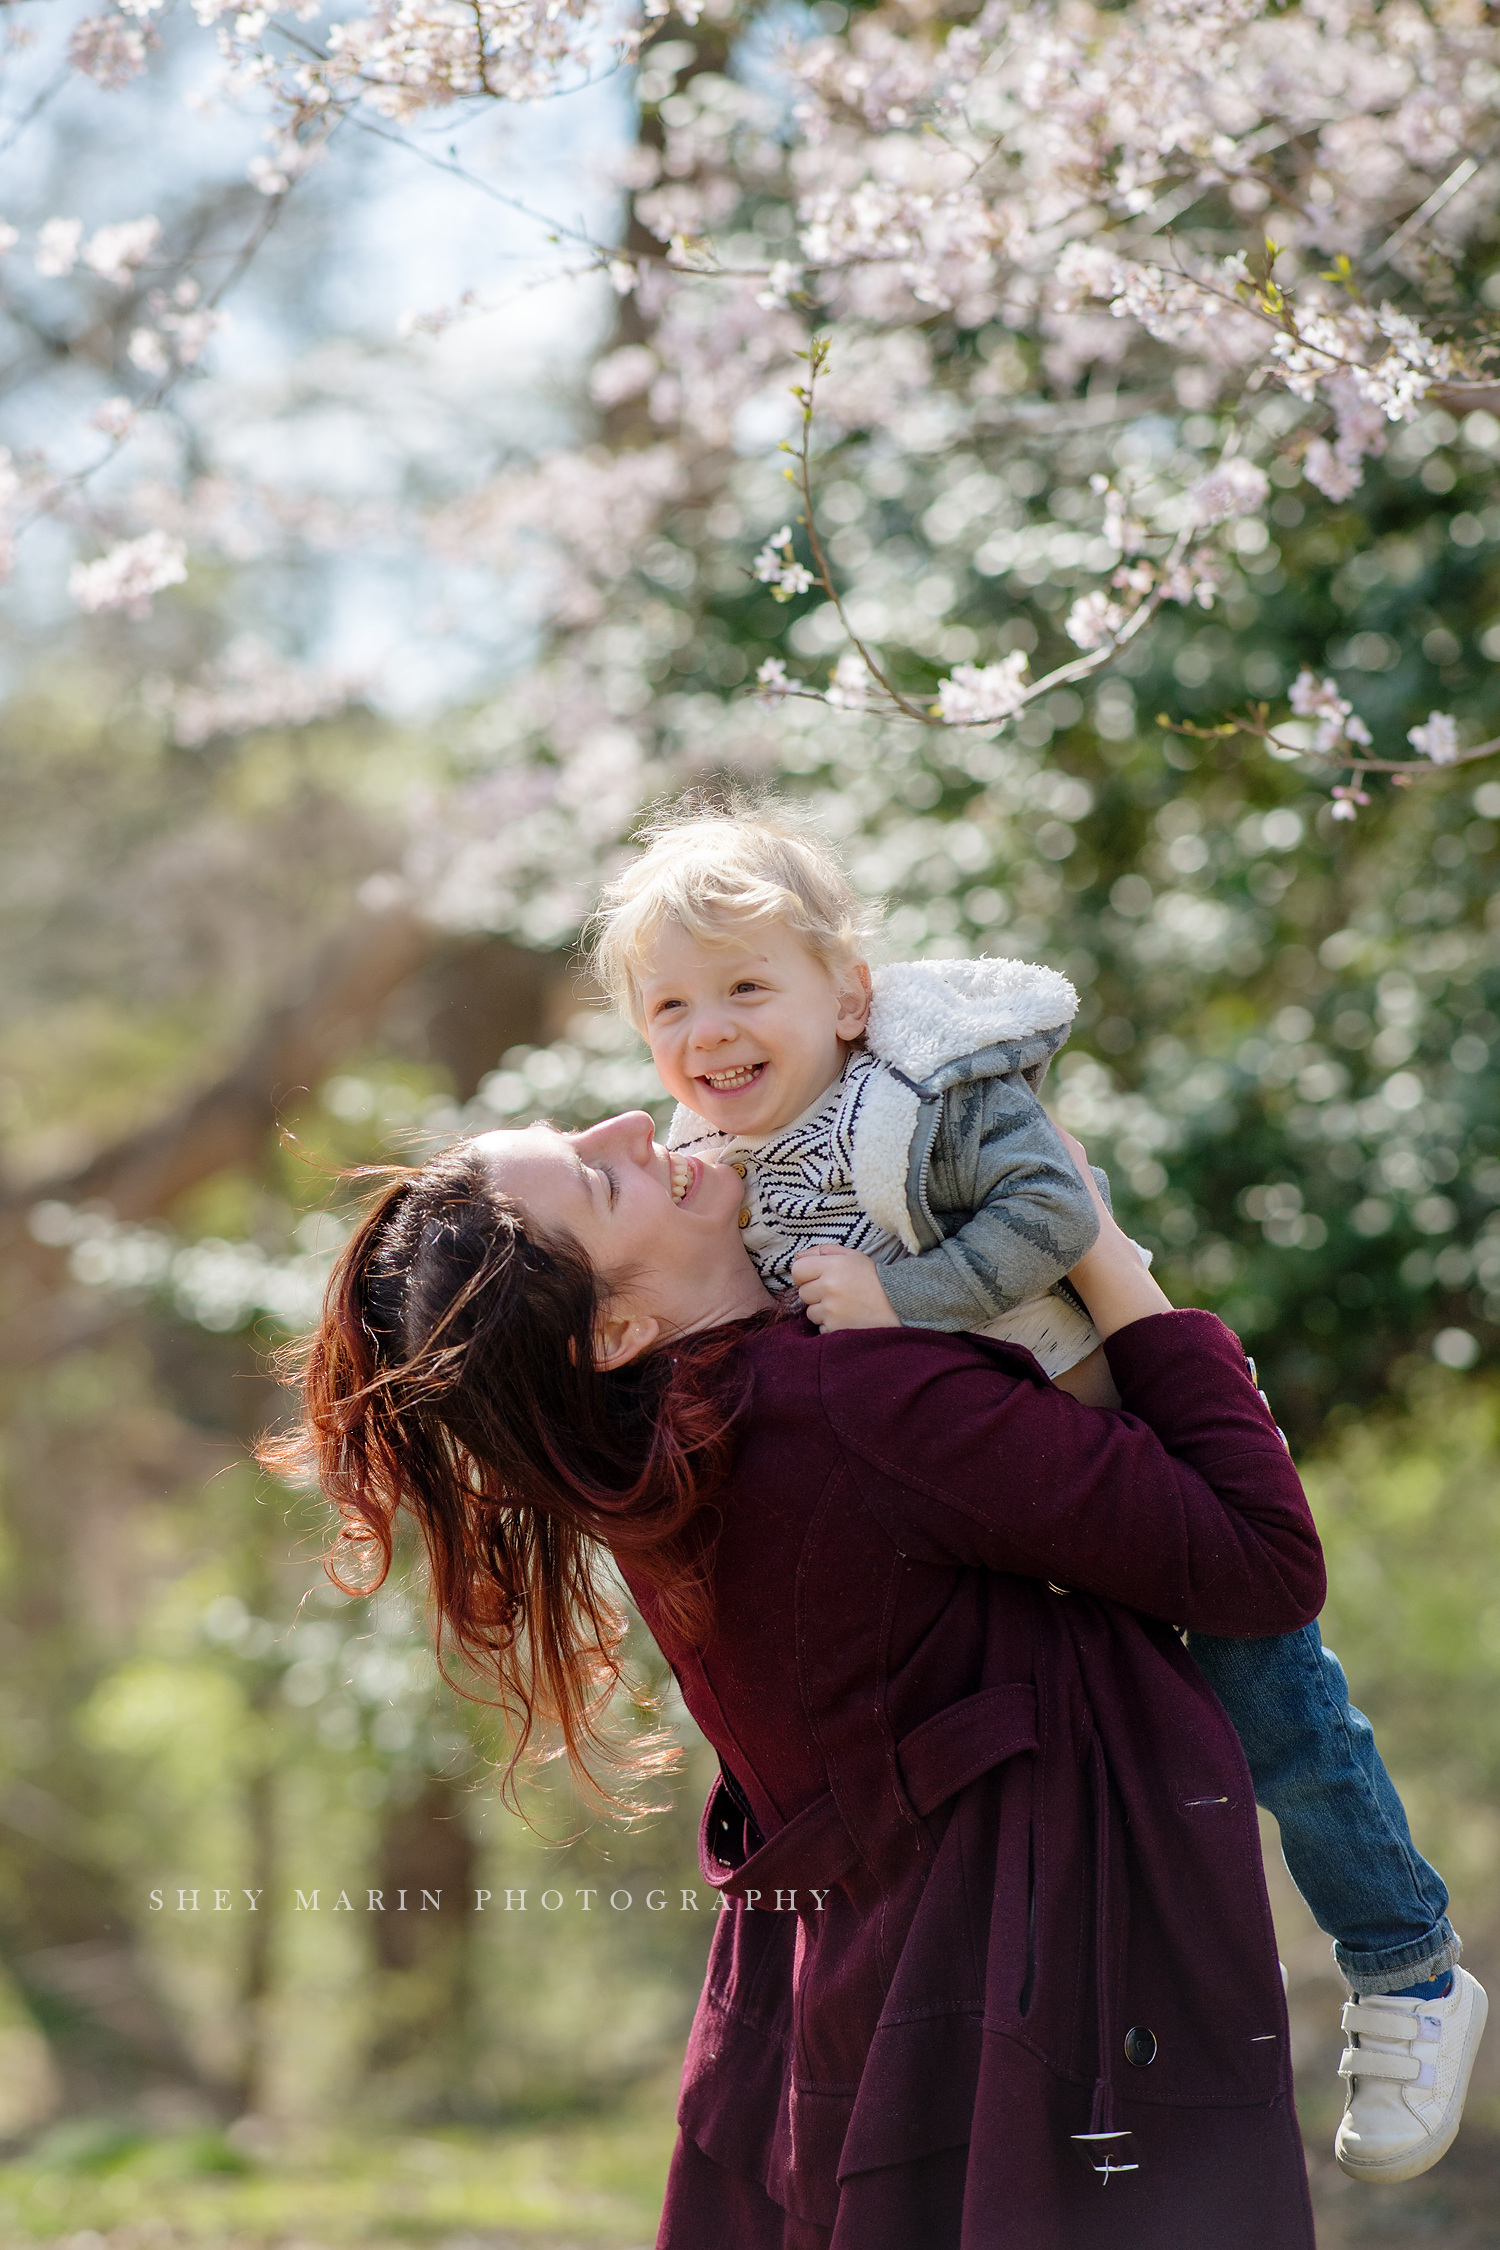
637, 917, 871, 1137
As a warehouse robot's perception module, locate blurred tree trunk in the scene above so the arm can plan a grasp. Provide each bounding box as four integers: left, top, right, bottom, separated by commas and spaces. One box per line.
232, 1758, 276, 2118
365, 1776, 480, 2118
0, 918, 578, 1370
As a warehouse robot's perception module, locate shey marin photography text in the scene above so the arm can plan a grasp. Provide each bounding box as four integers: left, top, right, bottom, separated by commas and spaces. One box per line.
148, 1885, 829, 1915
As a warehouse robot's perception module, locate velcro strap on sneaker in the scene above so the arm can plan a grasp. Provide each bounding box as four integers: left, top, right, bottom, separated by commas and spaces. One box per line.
1340, 2000, 1442, 2038
1338, 2047, 1422, 2083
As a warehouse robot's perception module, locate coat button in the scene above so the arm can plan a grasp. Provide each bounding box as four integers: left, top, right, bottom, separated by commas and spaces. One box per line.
731, 1161, 747, 1178
738, 1208, 751, 1228
1123, 2026, 1157, 2068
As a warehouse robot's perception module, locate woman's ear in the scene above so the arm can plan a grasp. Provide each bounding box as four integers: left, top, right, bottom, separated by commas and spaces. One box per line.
592, 1306, 662, 1371
835, 957, 873, 1042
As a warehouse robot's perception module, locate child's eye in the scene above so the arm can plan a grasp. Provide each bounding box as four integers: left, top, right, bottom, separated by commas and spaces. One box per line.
731, 980, 763, 996
651, 997, 684, 1017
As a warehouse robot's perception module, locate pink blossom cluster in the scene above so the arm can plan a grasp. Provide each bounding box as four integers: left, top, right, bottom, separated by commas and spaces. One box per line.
68, 10, 159, 90
1187, 460, 1270, 530
33, 212, 162, 286
1288, 670, 1372, 757
432, 447, 689, 628
20, 0, 1498, 837
935, 653, 1030, 727
753, 528, 816, 603
149, 636, 361, 747
316, 0, 603, 119
1408, 712, 1459, 767
68, 530, 187, 618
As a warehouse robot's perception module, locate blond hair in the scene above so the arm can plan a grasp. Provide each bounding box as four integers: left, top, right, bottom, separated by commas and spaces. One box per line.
588, 797, 882, 1030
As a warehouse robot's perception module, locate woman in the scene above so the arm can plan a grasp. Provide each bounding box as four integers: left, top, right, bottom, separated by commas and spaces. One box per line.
278, 1110, 1324, 2249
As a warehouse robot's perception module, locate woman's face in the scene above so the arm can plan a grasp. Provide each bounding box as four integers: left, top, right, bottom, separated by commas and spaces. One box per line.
472, 1111, 764, 1355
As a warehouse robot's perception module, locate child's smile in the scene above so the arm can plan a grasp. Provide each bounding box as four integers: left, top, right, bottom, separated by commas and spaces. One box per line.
637, 917, 872, 1140
700, 1061, 767, 1094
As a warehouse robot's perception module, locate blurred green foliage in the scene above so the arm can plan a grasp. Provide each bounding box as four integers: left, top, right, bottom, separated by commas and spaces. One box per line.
1311, 1376, 1500, 1869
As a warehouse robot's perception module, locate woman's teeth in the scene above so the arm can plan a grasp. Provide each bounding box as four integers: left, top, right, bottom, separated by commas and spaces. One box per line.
704, 1063, 763, 1090
670, 1154, 693, 1203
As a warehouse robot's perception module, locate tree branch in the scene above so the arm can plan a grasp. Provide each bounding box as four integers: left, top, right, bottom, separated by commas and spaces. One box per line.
3, 905, 431, 1226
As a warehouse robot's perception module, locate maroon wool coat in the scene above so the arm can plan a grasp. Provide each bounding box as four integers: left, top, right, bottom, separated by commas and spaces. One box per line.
618, 1309, 1326, 2250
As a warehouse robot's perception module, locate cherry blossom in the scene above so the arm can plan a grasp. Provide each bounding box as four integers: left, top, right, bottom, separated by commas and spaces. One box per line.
8, 0, 1497, 831
82, 217, 162, 287
68, 531, 187, 619
1092, 479, 1147, 559
1065, 594, 1125, 654
249, 0, 609, 130
151, 636, 360, 748
0, 448, 20, 584
825, 652, 870, 713
68, 12, 157, 90
35, 218, 84, 279
935, 654, 1031, 728
1187, 460, 1270, 530
433, 446, 688, 629
1408, 713, 1459, 767
1289, 670, 1373, 757
753, 528, 816, 602
89, 398, 138, 439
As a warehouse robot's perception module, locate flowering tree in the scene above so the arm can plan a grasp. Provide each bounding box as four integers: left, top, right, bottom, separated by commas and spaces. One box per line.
4, 0, 1500, 1417
9, 0, 1500, 824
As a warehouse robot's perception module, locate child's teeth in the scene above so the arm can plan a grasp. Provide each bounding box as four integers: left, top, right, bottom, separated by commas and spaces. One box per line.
707, 1065, 760, 1088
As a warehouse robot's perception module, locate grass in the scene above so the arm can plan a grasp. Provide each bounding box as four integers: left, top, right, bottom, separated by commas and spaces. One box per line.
0, 2091, 677, 2247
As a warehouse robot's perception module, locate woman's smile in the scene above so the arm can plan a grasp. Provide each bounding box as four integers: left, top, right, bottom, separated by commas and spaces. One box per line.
669, 1151, 703, 1204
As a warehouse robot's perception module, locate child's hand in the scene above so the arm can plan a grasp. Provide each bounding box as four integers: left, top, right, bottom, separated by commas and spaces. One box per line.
790, 1244, 902, 1332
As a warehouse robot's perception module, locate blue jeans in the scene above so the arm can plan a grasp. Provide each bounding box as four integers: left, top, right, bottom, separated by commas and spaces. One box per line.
1187, 1620, 1459, 1996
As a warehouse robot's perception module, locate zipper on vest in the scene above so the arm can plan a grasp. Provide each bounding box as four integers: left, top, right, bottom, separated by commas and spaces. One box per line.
906, 1095, 943, 1251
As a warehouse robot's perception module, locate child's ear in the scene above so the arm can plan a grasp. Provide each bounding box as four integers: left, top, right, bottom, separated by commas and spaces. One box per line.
835, 958, 873, 1041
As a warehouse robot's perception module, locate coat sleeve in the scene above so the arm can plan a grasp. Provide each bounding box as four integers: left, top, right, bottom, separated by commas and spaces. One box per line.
877, 1074, 1101, 1329
814, 1311, 1325, 1637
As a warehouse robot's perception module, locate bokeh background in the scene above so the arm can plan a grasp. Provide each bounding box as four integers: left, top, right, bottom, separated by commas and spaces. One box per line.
2, 0, 1499, 2242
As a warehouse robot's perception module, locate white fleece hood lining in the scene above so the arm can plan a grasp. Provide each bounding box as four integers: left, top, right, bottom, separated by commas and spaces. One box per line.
864, 956, 1079, 1080
854, 957, 1077, 1251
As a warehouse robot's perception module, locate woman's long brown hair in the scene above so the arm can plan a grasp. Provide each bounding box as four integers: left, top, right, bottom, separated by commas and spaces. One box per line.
260, 1140, 753, 1809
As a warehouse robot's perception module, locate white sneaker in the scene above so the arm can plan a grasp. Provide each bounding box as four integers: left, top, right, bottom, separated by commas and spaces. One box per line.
1334, 1967, 1488, 2184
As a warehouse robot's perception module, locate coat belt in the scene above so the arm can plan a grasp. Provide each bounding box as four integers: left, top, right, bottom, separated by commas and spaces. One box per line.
699, 1682, 1038, 1898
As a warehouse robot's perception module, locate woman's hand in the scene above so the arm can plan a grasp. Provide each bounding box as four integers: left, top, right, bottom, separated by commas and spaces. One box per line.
1055, 1127, 1174, 1340
791, 1243, 903, 1332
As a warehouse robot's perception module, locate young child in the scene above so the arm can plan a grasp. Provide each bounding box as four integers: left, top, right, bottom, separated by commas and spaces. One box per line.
589, 800, 1487, 2188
